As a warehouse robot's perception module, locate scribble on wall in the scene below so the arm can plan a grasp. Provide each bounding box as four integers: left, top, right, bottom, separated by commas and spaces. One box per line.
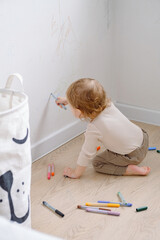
56, 16, 76, 55
51, 16, 58, 36
51, 1, 77, 57
50, 1, 78, 93
104, 0, 111, 30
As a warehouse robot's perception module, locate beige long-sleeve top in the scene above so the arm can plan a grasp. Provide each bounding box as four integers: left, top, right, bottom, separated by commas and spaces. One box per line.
77, 102, 143, 166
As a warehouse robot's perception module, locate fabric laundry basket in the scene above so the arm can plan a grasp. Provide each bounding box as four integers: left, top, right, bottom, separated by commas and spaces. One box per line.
0, 73, 31, 227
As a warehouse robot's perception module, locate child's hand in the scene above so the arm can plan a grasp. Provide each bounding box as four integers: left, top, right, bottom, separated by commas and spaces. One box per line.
56, 97, 68, 107
63, 167, 79, 179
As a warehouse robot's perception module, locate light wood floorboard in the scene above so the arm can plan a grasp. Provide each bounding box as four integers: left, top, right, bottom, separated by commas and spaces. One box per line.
31, 122, 160, 240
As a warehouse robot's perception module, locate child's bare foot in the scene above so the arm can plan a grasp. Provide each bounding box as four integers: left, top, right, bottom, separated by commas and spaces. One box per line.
124, 165, 150, 176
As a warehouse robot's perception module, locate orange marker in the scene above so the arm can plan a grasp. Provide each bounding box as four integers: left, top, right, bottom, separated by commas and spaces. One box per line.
48, 165, 51, 180
97, 146, 101, 151
51, 164, 55, 176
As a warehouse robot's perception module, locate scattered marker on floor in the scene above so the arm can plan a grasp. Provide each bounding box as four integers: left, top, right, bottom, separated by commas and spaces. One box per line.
77, 205, 91, 210
97, 146, 101, 151
148, 147, 156, 151
77, 205, 111, 211
42, 201, 64, 217
136, 206, 148, 212
117, 192, 126, 204
98, 201, 132, 207
86, 208, 120, 216
85, 202, 120, 208
51, 163, 55, 176
47, 165, 51, 180
157, 150, 160, 153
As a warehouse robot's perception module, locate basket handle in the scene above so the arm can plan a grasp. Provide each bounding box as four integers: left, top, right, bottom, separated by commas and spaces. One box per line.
5, 73, 24, 91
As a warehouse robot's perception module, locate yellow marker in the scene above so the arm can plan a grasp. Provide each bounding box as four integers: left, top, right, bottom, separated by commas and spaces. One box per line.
85, 202, 120, 208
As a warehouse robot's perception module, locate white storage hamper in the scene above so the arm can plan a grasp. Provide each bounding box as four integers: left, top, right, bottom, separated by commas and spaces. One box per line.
0, 73, 31, 227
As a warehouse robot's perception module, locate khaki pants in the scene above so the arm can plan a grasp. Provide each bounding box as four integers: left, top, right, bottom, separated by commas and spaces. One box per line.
92, 129, 149, 176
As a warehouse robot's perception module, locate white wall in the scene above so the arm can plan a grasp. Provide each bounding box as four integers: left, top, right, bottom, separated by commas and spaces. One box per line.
112, 0, 160, 125
1, 1, 159, 161
0, 0, 112, 160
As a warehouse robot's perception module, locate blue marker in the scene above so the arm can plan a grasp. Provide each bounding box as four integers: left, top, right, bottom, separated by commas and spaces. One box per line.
50, 93, 67, 110
97, 201, 132, 207
148, 147, 156, 151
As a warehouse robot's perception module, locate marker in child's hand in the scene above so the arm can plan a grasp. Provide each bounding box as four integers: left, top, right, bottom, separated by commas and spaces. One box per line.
48, 165, 51, 180
50, 93, 67, 110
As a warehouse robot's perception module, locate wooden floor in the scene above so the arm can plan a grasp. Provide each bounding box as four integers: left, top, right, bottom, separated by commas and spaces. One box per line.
31, 122, 160, 240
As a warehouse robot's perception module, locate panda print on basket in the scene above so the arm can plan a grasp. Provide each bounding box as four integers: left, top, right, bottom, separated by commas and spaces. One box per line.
0, 128, 30, 224
0, 74, 32, 227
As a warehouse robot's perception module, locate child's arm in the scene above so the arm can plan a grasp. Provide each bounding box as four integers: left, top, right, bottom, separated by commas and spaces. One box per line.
63, 165, 86, 179
63, 123, 101, 179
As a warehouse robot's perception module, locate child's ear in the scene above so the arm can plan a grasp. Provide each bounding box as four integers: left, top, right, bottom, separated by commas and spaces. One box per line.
77, 109, 82, 115
75, 108, 83, 118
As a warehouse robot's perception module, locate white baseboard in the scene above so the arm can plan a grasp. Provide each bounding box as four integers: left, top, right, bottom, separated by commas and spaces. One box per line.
31, 120, 87, 162
115, 102, 160, 126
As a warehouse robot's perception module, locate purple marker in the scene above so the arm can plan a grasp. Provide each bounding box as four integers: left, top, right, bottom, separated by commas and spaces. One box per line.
86, 208, 120, 216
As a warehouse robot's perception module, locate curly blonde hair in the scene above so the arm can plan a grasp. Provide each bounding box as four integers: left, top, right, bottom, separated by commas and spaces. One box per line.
66, 78, 110, 120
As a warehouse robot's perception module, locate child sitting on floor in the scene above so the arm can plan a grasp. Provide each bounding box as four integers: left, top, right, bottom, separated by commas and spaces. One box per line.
56, 78, 150, 179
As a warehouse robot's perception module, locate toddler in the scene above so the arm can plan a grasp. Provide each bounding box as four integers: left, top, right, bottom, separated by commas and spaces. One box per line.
56, 78, 150, 179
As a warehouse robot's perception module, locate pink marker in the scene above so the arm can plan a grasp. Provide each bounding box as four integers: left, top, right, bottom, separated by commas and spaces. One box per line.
48, 165, 51, 180
86, 208, 120, 216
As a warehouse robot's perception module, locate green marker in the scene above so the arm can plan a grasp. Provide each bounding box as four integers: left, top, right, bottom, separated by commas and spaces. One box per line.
157, 150, 160, 153
136, 206, 148, 212
117, 192, 126, 204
